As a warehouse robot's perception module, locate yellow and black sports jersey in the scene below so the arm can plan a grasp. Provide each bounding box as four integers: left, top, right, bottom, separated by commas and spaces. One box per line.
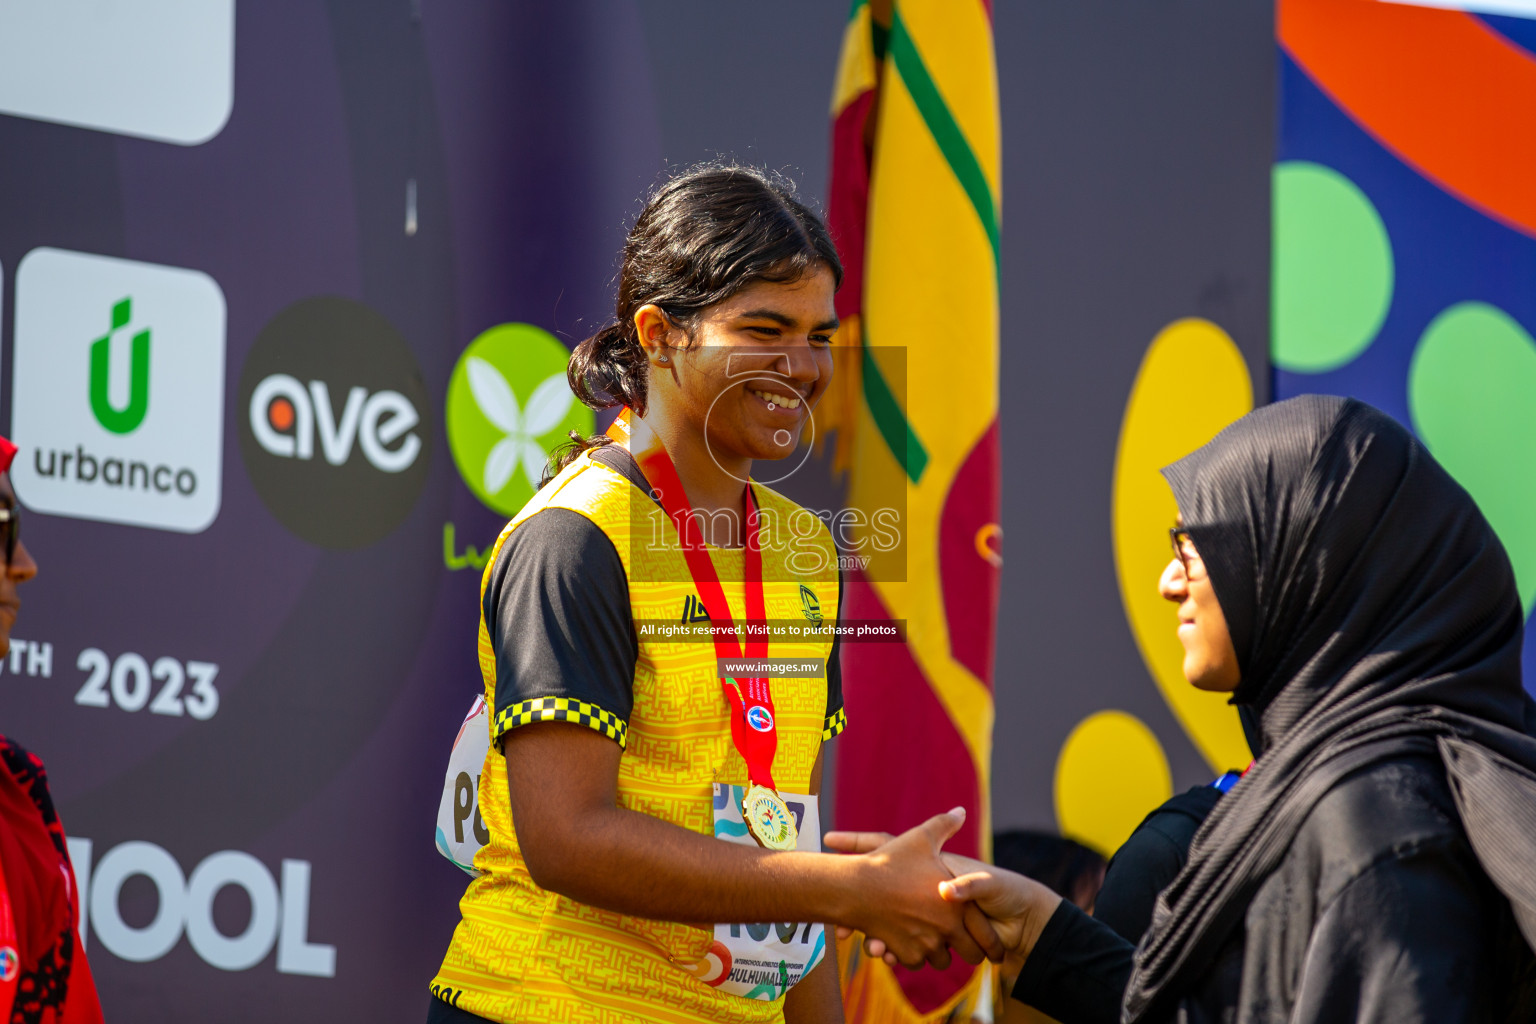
431, 445, 844, 1024
478, 445, 844, 750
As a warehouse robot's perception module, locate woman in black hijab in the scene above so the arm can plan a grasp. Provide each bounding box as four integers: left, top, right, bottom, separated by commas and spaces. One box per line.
932, 395, 1536, 1022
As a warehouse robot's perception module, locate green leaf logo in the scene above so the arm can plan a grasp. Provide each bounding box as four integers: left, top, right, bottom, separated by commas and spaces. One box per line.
446, 323, 593, 516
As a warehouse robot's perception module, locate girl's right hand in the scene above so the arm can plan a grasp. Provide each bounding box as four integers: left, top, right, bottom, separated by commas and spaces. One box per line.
824, 811, 1005, 970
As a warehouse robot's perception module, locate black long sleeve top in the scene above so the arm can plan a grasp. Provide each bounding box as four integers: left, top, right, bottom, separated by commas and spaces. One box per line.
1010, 756, 1520, 1023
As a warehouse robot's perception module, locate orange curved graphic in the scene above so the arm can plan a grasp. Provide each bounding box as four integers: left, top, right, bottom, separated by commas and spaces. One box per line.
973, 523, 1002, 568
1280, 0, 1536, 238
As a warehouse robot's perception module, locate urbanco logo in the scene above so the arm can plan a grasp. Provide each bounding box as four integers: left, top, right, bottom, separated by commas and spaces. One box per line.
90, 298, 151, 434
239, 297, 431, 548
11, 248, 225, 534
445, 323, 593, 516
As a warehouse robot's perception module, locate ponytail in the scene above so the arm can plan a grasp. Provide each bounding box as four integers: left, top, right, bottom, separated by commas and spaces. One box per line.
567, 320, 648, 415
547, 320, 647, 479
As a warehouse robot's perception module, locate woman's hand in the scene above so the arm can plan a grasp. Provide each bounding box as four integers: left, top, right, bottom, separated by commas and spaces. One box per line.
823, 811, 1005, 970
938, 853, 1062, 961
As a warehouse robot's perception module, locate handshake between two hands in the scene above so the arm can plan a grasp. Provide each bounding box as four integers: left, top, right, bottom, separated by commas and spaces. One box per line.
822, 807, 1065, 974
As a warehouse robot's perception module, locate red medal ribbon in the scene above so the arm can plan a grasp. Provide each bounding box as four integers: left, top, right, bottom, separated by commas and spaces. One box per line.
607, 408, 780, 790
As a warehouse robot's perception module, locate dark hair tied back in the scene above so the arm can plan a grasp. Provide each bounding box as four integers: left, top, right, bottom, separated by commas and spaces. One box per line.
551, 162, 842, 479
568, 320, 648, 413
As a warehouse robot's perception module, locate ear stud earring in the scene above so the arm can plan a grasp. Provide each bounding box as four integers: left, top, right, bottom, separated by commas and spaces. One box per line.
658, 354, 669, 364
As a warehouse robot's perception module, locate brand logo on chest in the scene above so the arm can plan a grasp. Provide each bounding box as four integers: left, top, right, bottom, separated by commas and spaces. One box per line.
681, 594, 711, 623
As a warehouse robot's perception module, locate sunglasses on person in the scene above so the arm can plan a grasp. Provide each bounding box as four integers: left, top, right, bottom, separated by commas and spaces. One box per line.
0, 504, 21, 566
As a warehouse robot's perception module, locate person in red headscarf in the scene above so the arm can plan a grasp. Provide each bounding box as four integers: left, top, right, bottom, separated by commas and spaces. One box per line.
0, 436, 104, 1024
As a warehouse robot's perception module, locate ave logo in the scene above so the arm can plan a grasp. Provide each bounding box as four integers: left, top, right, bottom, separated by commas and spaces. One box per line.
249, 376, 421, 473
10, 248, 226, 533
239, 297, 431, 548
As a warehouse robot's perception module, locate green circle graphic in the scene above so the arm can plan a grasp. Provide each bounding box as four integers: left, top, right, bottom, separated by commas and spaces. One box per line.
1272, 161, 1394, 373
1410, 301, 1536, 615
446, 323, 594, 516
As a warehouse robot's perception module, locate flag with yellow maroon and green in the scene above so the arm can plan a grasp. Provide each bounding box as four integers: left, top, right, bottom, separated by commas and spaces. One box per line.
824, 0, 1001, 1019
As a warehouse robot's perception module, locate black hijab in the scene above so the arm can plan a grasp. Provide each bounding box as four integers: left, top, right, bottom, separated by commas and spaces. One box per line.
1122, 395, 1536, 1021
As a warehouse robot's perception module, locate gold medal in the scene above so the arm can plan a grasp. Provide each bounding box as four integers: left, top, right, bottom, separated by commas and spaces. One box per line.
741, 784, 798, 851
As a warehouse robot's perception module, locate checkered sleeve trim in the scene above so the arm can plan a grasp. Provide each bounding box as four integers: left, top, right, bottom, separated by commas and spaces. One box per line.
822, 707, 848, 742
494, 697, 628, 749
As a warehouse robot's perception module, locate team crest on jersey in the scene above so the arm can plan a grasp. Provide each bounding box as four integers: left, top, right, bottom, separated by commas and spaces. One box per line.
0, 945, 17, 982
799, 584, 823, 625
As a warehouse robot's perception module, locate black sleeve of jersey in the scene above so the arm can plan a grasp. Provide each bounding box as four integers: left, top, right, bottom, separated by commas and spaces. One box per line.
823, 567, 847, 739
483, 508, 638, 749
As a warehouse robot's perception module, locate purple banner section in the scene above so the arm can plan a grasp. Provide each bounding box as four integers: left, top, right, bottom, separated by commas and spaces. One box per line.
0, 2, 661, 1019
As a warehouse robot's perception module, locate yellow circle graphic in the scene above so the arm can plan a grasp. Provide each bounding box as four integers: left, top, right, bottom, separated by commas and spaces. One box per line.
1112, 317, 1253, 774
1054, 710, 1173, 857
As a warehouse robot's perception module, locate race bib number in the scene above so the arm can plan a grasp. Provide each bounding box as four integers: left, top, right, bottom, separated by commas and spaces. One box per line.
434, 695, 490, 876
682, 783, 826, 1001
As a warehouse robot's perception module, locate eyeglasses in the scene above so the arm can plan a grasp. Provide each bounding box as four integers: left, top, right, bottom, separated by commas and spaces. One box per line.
0, 506, 21, 566
1169, 527, 1205, 580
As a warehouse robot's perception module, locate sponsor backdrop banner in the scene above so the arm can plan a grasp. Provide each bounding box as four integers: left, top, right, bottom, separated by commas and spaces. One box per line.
0, 2, 1275, 1020
0, 3, 671, 1019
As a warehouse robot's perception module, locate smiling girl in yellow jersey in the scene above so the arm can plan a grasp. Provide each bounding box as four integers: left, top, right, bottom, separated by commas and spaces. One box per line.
428, 165, 1001, 1024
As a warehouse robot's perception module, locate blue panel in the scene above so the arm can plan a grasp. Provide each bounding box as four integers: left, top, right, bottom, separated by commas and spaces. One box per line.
1478, 13, 1536, 55
1275, 52, 1536, 696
